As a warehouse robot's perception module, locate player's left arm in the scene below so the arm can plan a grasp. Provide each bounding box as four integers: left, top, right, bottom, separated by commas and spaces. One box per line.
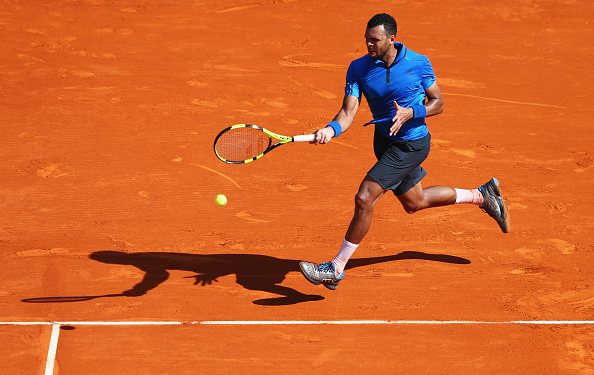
423, 81, 444, 117
390, 82, 444, 136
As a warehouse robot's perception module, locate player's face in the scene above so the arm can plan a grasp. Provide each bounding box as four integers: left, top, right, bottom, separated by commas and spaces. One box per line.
365, 25, 394, 61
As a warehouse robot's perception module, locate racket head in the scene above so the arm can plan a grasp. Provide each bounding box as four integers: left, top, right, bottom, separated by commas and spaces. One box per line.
214, 124, 273, 164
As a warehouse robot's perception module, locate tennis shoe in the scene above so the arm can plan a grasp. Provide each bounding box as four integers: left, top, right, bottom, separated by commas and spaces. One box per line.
478, 177, 510, 233
299, 261, 344, 290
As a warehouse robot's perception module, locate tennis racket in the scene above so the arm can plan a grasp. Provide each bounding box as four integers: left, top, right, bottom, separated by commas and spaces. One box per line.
214, 124, 315, 164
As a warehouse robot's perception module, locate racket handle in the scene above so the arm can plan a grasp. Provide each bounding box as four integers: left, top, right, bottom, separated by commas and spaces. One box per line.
293, 134, 316, 143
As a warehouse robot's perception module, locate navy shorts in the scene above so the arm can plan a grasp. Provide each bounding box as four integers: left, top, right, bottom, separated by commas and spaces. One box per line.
367, 129, 431, 196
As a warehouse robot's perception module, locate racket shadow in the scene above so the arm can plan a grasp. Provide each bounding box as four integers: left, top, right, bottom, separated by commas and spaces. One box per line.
20, 250, 470, 307
22, 294, 125, 303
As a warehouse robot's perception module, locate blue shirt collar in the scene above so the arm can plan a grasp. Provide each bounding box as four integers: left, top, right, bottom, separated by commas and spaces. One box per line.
373, 42, 407, 66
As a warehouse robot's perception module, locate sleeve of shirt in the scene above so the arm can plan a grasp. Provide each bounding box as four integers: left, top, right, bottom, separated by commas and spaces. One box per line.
421, 56, 436, 90
345, 61, 361, 98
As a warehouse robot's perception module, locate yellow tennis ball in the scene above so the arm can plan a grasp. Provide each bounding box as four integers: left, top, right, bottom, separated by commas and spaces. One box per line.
215, 194, 227, 206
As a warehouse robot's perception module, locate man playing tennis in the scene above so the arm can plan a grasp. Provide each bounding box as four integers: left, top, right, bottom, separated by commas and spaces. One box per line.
299, 13, 510, 290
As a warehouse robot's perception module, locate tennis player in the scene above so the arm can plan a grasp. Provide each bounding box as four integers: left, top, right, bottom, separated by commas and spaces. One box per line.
299, 13, 510, 290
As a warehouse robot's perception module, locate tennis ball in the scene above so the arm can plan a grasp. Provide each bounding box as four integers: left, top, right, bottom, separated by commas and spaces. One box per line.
215, 194, 227, 206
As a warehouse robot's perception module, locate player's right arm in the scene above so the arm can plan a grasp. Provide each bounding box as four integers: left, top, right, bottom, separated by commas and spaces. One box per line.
313, 94, 361, 145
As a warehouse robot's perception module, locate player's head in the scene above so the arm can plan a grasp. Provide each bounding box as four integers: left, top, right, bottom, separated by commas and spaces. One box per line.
365, 13, 397, 60
367, 13, 397, 37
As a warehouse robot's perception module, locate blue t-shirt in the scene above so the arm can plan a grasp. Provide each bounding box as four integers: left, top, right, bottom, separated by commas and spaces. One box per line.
345, 43, 436, 140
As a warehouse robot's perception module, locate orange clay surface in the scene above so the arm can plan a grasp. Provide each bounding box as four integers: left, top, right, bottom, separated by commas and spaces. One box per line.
2, 0, 594, 374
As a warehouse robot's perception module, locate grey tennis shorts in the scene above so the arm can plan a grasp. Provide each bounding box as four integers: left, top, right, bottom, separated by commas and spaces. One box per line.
367, 130, 431, 196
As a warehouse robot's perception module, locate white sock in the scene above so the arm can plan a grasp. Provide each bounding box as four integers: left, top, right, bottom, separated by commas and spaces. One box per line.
454, 188, 483, 205
331, 239, 359, 277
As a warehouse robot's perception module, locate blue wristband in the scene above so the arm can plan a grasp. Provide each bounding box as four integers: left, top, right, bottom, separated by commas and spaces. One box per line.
326, 121, 342, 137
412, 105, 427, 119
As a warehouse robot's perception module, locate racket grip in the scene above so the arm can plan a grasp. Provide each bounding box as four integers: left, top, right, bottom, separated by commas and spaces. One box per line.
293, 134, 316, 143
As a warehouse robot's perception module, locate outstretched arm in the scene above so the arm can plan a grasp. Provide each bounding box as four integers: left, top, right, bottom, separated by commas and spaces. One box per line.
123, 268, 170, 296
313, 94, 361, 145
390, 82, 444, 136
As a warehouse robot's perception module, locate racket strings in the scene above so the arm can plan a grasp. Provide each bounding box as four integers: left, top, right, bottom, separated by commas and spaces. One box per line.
215, 127, 271, 162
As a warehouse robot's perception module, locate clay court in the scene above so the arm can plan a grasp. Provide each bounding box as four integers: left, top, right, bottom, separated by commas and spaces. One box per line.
2, 0, 594, 373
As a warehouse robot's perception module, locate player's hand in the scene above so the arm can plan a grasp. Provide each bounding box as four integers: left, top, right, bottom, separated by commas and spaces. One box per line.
390, 101, 413, 136
185, 274, 219, 286
312, 126, 335, 145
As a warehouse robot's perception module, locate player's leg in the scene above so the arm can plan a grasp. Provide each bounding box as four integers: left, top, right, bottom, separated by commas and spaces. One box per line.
396, 181, 457, 213
396, 181, 484, 214
299, 175, 386, 290
397, 178, 510, 232
331, 175, 387, 274
345, 175, 387, 244
299, 131, 432, 290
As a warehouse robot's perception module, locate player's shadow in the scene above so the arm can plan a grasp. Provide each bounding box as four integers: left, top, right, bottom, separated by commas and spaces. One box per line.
22, 250, 470, 306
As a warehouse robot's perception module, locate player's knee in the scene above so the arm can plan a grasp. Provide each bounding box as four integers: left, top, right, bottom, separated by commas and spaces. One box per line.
402, 202, 422, 214
404, 207, 417, 214
354, 192, 373, 210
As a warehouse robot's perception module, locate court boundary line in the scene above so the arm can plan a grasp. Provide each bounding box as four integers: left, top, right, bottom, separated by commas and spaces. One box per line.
44, 324, 60, 375
4, 320, 594, 326
19, 320, 594, 375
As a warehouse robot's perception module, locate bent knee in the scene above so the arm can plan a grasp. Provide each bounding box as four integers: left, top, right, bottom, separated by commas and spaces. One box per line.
403, 207, 418, 214
402, 202, 423, 214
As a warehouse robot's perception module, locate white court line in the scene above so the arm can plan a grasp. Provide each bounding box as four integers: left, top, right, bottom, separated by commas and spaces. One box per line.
3, 320, 594, 326
25, 320, 593, 374
200, 320, 594, 325
44, 324, 60, 375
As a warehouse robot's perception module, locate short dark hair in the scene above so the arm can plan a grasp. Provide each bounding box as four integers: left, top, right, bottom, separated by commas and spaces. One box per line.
367, 13, 397, 36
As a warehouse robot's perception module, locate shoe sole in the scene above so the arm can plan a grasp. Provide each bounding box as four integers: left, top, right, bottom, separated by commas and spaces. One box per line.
498, 196, 510, 233
323, 283, 339, 291
489, 178, 510, 233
